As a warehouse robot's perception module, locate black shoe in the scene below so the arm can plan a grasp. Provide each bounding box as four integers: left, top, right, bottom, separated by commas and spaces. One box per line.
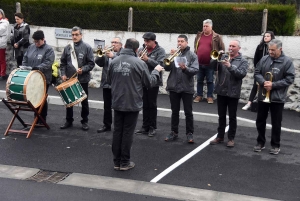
60, 122, 72, 129
135, 127, 149, 135
186, 133, 194, 143
148, 126, 156, 137
82, 123, 89, 131
97, 125, 111, 133
120, 161, 135, 171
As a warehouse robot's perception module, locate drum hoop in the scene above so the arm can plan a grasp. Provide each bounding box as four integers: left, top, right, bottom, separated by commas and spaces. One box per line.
66, 94, 87, 108
6, 69, 19, 100
55, 77, 79, 91
24, 70, 47, 108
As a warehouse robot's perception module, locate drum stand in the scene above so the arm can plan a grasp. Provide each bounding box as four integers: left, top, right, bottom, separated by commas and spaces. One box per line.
2, 95, 50, 138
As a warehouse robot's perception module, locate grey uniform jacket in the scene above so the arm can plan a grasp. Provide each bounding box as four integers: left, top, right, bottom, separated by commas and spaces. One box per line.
95, 48, 122, 88
138, 42, 166, 87
22, 42, 55, 84
213, 53, 248, 99
60, 40, 95, 83
163, 46, 199, 94
255, 52, 295, 103
107, 48, 160, 112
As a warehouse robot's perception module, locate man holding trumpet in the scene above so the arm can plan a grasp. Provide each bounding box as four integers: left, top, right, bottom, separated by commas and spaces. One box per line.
254, 39, 294, 154
163, 35, 199, 143
95, 37, 123, 133
135, 32, 166, 137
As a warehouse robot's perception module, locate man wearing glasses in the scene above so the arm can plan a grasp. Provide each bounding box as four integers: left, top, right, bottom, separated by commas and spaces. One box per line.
22, 30, 55, 124
95, 37, 123, 133
60, 26, 95, 131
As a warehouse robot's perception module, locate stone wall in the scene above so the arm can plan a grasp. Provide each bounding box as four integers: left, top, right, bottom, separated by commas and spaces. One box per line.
5, 26, 300, 111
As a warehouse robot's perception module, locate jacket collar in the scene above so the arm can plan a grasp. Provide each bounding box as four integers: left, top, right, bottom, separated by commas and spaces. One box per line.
120, 48, 137, 57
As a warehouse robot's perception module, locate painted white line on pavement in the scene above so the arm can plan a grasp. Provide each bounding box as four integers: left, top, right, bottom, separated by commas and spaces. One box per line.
150, 125, 230, 183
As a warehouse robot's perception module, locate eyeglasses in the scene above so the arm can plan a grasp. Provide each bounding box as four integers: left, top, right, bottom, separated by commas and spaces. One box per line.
72, 33, 81, 37
111, 41, 120, 44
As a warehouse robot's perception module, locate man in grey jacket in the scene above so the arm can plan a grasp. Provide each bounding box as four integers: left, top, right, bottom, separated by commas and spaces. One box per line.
95, 37, 122, 133
60, 26, 95, 131
163, 35, 199, 143
253, 39, 295, 155
209, 40, 248, 147
22, 30, 55, 124
107, 38, 163, 171
135, 32, 166, 137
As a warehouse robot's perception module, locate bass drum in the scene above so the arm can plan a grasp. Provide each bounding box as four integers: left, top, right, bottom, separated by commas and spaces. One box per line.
6, 69, 46, 108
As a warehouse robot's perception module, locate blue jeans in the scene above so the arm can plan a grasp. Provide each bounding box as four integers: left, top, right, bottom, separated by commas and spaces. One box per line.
196, 65, 214, 98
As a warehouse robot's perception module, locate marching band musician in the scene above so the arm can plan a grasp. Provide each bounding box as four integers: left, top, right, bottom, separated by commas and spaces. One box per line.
95, 37, 123, 133
135, 32, 166, 137
22, 30, 55, 124
59, 26, 95, 131
209, 40, 248, 148
253, 39, 295, 154
163, 35, 199, 143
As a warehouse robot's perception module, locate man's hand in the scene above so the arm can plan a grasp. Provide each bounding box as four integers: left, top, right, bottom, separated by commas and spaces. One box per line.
154, 65, 164, 72
14, 43, 18, 48
141, 54, 148, 62
61, 75, 67, 81
77, 68, 83, 75
221, 58, 231, 68
178, 63, 186, 70
264, 81, 272, 91
106, 51, 114, 58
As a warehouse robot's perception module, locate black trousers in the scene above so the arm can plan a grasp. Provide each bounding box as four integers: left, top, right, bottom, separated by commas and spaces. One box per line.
142, 86, 159, 129
112, 110, 139, 167
217, 95, 239, 140
256, 101, 283, 148
36, 84, 49, 122
66, 83, 89, 123
103, 88, 112, 128
248, 78, 258, 102
169, 91, 194, 134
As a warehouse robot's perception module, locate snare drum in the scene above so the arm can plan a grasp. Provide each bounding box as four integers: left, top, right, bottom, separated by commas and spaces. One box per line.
6, 69, 46, 108
55, 77, 87, 108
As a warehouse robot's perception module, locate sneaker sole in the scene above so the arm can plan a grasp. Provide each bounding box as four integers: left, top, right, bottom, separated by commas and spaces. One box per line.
120, 166, 135, 171
269, 149, 280, 155
114, 167, 120, 171
253, 147, 265, 152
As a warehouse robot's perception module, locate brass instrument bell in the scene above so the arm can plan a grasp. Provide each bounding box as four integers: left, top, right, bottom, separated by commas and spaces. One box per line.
163, 46, 181, 65
97, 46, 114, 57
262, 72, 273, 103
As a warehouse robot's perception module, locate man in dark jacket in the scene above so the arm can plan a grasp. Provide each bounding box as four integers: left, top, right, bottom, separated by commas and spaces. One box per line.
253, 39, 295, 155
22, 30, 55, 124
135, 32, 166, 137
209, 40, 248, 147
107, 38, 163, 171
59, 26, 95, 131
95, 37, 122, 133
163, 35, 199, 143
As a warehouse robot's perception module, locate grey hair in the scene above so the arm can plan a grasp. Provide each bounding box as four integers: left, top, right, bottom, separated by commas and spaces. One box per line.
203, 19, 213, 27
0, 9, 5, 18
268, 39, 282, 49
114, 37, 122, 45
72, 26, 82, 34
232, 39, 241, 47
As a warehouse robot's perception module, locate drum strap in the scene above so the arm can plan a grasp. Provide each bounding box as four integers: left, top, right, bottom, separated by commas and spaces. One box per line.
69, 42, 78, 70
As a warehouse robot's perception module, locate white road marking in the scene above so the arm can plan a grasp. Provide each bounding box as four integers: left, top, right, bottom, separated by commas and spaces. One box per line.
150, 125, 230, 183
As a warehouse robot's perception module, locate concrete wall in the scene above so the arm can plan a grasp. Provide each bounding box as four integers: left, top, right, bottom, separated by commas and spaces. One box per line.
6, 26, 300, 111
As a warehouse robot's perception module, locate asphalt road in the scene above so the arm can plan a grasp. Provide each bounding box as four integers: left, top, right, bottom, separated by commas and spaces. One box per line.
0, 80, 300, 200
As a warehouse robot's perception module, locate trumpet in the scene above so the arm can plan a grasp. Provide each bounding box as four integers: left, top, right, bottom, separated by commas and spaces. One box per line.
262, 72, 273, 103
210, 50, 230, 62
97, 46, 114, 57
163, 47, 181, 65
139, 46, 148, 59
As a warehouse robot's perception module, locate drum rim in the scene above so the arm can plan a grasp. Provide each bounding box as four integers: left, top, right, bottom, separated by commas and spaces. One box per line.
25, 70, 46, 108
66, 94, 87, 108
55, 77, 79, 91
6, 69, 19, 101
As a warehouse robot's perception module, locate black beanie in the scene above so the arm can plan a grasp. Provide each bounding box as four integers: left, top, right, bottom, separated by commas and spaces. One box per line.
32, 30, 44, 40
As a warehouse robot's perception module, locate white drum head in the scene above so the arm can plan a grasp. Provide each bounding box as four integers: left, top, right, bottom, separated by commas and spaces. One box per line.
25, 71, 46, 108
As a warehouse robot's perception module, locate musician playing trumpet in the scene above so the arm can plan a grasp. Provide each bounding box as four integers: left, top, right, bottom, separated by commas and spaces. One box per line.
253, 39, 295, 154
95, 37, 123, 133
163, 35, 199, 143
135, 32, 166, 137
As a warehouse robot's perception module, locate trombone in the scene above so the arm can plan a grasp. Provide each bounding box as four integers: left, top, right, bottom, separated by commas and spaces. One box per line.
163, 46, 181, 65
139, 46, 148, 59
210, 50, 230, 62
262, 72, 273, 103
97, 46, 114, 57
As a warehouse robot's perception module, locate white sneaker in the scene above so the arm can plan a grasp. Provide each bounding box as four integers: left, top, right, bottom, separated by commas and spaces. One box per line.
242, 103, 251, 110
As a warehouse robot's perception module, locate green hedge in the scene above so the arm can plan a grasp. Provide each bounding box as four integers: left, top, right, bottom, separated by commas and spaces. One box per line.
0, 0, 297, 35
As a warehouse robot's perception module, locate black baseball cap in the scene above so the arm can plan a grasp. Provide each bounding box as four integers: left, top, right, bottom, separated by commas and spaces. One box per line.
143, 32, 156, 40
